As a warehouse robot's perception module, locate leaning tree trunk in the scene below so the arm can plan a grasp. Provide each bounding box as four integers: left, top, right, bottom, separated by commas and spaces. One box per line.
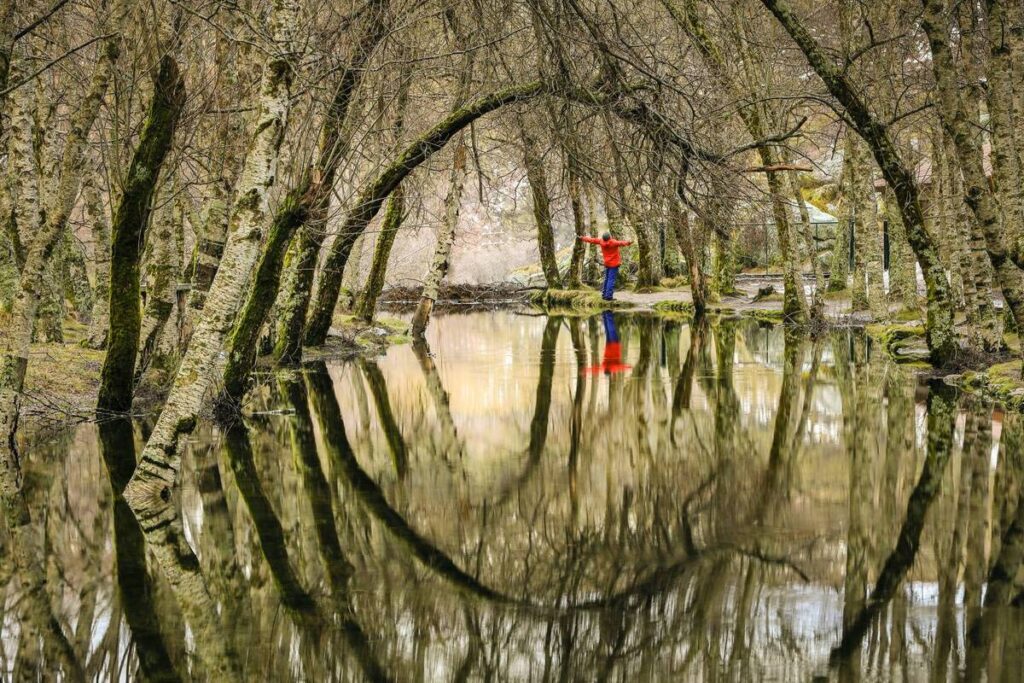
303, 81, 547, 347
264, 0, 391, 363
0, 0, 129, 529
409, 39, 475, 339
760, 0, 957, 365
922, 0, 1024, 363
97, 56, 187, 414
83, 174, 111, 348
410, 138, 469, 339
520, 122, 563, 289
184, 4, 247, 322
355, 65, 413, 323
124, 0, 298, 513
355, 185, 405, 322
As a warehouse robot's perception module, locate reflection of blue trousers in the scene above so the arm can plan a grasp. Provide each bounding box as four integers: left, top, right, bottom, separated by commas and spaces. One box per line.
602, 310, 619, 342
602, 266, 619, 300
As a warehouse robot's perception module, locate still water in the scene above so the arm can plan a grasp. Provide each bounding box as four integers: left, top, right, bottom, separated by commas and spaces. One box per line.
5, 310, 1024, 681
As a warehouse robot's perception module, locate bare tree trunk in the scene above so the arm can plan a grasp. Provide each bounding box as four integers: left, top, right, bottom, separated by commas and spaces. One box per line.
761, 0, 957, 364
520, 122, 563, 288
0, 0, 129, 528
97, 56, 187, 413
789, 170, 824, 319
410, 139, 468, 338
124, 0, 298, 512
261, 0, 392, 363
135, 185, 184, 385
355, 64, 413, 322
846, 133, 885, 318
83, 175, 111, 348
564, 160, 588, 289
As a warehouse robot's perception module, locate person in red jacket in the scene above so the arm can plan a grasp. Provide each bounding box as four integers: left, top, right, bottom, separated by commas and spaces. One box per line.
579, 232, 633, 300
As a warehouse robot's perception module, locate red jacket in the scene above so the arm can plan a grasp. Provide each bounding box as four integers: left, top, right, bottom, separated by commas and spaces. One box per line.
584, 341, 632, 375
581, 236, 632, 267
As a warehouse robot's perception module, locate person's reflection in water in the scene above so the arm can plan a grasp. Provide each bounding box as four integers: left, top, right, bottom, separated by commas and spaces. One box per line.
585, 311, 631, 376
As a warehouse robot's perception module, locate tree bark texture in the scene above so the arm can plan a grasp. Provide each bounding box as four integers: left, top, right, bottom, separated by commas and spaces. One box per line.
760, 0, 957, 365
83, 175, 111, 348
922, 0, 1024, 360
520, 122, 563, 289
0, 0, 130, 529
124, 0, 298, 516
97, 55, 187, 413
271, 0, 391, 363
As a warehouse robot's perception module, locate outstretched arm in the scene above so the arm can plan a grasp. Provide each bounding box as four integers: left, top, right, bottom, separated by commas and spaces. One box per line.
579, 236, 601, 244
610, 239, 633, 247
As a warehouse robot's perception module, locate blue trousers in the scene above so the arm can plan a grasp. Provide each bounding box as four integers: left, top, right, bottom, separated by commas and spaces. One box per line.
602, 266, 619, 300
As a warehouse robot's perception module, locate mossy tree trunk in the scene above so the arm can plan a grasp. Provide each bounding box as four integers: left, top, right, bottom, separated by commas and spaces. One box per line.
883, 188, 920, 312
355, 185, 405, 322
520, 121, 562, 289
667, 0, 801, 316
760, 0, 958, 365
355, 64, 413, 322
124, 0, 298, 513
304, 81, 548, 347
922, 0, 1024, 359
408, 16, 475, 339
984, 0, 1023, 252
789, 170, 824, 319
564, 160, 588, 289
221, 1, 391, 396
670, 181, 708, 313
184, 3, 247, 322
265, 0, 390, 362
0, 0, 15, 135
0, 0, 129, 530
97, 56, 187, 414
61, 227, 93, 323
135, 185, 184, 385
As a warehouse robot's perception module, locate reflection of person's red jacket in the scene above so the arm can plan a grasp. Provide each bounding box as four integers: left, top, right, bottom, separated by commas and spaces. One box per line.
580, 236, 632, 267
584, 341, 632, 375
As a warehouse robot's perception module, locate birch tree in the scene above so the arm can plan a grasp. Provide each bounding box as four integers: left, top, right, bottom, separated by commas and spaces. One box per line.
124, 0, 299, 513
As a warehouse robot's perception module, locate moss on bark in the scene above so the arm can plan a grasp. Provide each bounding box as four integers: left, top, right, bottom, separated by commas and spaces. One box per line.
97, 56, 186, 413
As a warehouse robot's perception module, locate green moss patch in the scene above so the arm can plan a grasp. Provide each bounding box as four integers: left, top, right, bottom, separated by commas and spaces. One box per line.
652, 300, 695, 317
962, 361, 1024, 411
529, 289, 632, 312
866, 323, 931, 364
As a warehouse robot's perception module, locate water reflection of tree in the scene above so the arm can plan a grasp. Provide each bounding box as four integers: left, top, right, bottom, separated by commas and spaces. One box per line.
8, 315, 1024, 680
